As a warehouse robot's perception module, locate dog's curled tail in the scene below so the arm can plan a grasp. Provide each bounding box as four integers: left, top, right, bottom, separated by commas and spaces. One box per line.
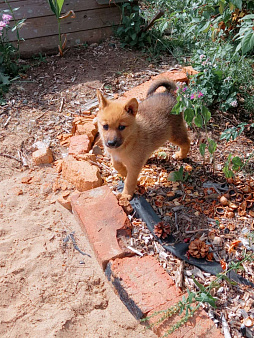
146, 80, 177, 97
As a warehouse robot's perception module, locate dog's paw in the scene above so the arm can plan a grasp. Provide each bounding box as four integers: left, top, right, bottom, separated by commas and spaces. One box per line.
173, 151, 184, 160
120, 193, 133, 201
117, 194, 133, 214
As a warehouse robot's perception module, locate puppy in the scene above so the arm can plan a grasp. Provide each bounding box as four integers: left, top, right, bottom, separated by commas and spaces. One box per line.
96, 80, 190, 200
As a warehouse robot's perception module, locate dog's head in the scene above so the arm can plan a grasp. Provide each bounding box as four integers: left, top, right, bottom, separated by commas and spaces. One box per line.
96, 90, 138, 149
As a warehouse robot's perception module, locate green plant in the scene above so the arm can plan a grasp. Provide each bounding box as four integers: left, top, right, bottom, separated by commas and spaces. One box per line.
235, 14, 254, 55
168, 166, 189, 182
0, 3, 24, 102
116, 1, 171, 55
220, 122, 254, 141
116, 1, 150, 48
47, 0, 75, 55
222, 154, 244, 178
171, 85, 218, 165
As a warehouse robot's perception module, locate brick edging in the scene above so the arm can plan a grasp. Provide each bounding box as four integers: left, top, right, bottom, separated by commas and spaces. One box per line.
71, 186, 223, 338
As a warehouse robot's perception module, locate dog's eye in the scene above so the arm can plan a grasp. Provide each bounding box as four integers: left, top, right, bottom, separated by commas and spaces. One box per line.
103, 124, 109, 130
118, 125, 126, 131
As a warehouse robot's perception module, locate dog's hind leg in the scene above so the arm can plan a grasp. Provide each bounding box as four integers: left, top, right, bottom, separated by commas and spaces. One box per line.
170, 130, 190, 160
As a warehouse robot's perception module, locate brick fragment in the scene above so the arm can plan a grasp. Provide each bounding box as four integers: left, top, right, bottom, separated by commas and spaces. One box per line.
106, 256, 223, 337
32, 147, 54, 165
68, 134, 91, 156
71, 185, 131, 269
72, 117, 98, 142
182, 66, 199, 75
62, 157, 102, 191
57, 191, 72, 211
122, 71, 189, 101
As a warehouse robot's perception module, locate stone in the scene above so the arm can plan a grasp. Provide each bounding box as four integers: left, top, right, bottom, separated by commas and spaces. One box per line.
62, 157, 102, 191
32, 147, 54, 165
71, 185, 131, 269
182, 66, 199, 75
106, 256, 177, 318
92, 145, 103, 156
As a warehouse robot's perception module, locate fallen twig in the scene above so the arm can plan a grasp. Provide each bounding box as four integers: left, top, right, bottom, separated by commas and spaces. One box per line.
4, 115, 11, 127
185, 228, 210, 234
221, 313, 232, 338
127, 245, 143, 257
88, 159, 112, 174
58, 98, 65, 113
175, 260, 184, 289
0, 153, 22, 164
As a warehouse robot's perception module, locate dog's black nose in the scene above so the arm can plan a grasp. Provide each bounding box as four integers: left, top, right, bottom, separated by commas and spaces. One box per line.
106, 139, 118, 148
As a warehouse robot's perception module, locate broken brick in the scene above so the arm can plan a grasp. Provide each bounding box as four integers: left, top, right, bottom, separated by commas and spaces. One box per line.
68, 134, 91, 156
72, 117, 98, 142
62, 157, 102, 191
71, 185, 131, 269
106, 255, 223, 337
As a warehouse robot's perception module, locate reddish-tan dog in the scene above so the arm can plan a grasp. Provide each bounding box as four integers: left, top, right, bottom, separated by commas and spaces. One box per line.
97, 80, 190, 200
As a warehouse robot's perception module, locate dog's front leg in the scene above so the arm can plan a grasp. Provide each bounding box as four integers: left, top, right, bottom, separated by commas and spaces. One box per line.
111, 157, 127, 177
122, 166, 142, 200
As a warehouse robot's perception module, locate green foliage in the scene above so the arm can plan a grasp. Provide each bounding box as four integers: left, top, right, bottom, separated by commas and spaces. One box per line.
0, 3, 24, 103
116, 2, 148, 48
220, 122, 253, 141
168, 166, 189, 182
235, 14, 254, 55
48, 0, 64, 18
222, 154, 244, 178
116, 1, 170, 54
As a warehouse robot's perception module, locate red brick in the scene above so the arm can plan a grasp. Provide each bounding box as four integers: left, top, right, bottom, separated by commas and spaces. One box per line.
62, 157, 102, 191
106, 256, 179, 317
106, 256, 223, 338
122, 70, 189, 101
71, 186, 131, 269
68, 134, 91, 156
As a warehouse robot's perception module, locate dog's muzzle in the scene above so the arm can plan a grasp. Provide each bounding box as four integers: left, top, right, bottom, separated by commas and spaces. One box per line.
106, 139, 122, 148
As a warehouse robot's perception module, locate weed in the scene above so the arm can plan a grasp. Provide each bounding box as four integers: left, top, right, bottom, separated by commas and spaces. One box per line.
168, 166, 189, 182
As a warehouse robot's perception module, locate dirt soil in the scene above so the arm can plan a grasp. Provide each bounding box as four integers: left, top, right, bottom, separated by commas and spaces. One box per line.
0, 40, 162, 338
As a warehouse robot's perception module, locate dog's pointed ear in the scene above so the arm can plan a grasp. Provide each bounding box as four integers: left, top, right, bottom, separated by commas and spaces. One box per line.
125, 98, 138, 116
97, 90, 108, 109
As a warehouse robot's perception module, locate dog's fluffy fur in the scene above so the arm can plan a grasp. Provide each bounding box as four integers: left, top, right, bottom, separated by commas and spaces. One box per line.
97, 80, 190, 199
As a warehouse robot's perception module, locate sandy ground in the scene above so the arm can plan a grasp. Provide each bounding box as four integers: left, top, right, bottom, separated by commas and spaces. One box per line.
0, 166, 156, 338
0, 41, 165, 338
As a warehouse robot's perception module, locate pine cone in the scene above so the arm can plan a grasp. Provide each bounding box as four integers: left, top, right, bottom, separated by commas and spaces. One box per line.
154, 222, 171, 239
188, 239, 209, 259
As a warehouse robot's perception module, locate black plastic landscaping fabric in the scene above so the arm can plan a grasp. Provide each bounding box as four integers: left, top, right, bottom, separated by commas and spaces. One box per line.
129, 194, 254, 288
